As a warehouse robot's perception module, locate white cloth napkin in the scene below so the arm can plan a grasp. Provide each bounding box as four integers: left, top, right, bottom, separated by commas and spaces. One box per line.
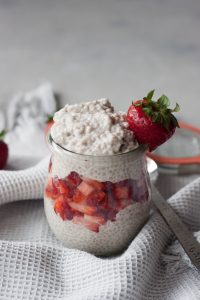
0, 85, 200, 300
5, 82, 56, 169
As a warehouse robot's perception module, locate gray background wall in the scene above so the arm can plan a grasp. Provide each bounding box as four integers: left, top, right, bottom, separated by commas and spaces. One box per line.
0, 0, 199, 126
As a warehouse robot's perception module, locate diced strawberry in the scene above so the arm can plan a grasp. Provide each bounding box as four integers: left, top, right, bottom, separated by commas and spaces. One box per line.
67, 171, 82, 187
138, 188, 149, 203
86, 197, 99, 207
73, 189, 87, 203
52, 176, 60, 188
107, 193, 116, 208
54, 197, 63, 213
48, 159, 52, 173
73, 215, 99, 232
54, 195, 74, 220
96, 190, 106, 201
105, 181, 115, 192
106, 209, 117, 221
58, 179, 74, 198
114, 180, 127, 187
64, 209, 74, 221
114, 186, 130, 200
127, 180, 136, 198
84, 214, 106, 225
45, 187, 56, 199
45, 177, 59, 200
117, 198, 132, 211
77, 181, 94, 196
58, 179, 69, 193
86, 190, 106, 206
73, 210, 83, 217
68, 201, 96, 215
104, 182, 116, 208
83, 178, 105, 191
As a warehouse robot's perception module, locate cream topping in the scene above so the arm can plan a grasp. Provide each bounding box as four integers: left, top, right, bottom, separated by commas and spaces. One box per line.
51, 98, 138, 155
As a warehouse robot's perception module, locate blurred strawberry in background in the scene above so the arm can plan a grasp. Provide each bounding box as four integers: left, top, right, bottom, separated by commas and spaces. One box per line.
0, 130, 9, 169
45, 115, 54, 136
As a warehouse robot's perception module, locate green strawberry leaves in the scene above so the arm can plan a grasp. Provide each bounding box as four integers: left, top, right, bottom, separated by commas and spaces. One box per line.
0, 130, 6, 140
46, 115, 54, 123
172, 103, 180, 112
157, 95, 170, 107
145, 89, 155, 101
142, 107, 153, 116
133, 90, 180, 130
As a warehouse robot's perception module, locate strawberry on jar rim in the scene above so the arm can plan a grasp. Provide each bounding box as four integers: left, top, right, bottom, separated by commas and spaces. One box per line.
127, 90, 180, 151
45, 115, 54, 136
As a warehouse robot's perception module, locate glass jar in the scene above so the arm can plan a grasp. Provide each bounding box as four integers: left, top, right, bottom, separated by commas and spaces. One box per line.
44, 134, 151, 256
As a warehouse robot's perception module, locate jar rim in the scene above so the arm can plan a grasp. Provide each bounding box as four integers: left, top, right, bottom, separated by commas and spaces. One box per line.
47, 133, 148, 162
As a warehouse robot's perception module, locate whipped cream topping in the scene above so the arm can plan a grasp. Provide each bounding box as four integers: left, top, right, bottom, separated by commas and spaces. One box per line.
51, 98, 138, 155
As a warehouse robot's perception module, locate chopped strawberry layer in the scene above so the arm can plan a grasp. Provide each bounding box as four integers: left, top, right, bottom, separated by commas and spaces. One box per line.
45, 171, 149, 233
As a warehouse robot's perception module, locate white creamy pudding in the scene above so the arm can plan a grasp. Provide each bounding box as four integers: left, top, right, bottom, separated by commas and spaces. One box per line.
51, 98, 138, 155
44, 98, 151, 256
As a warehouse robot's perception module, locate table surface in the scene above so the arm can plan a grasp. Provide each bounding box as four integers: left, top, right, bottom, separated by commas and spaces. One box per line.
0, 0, 200, 126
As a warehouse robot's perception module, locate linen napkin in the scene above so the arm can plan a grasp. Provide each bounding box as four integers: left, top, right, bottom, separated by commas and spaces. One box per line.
0, 85, 200, 300
5, 81, 57, 169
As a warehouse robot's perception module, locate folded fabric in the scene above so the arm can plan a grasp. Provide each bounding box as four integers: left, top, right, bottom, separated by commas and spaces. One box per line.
0, 157, 48, 205
0, 160, 200, 299
4, 82, 57, 169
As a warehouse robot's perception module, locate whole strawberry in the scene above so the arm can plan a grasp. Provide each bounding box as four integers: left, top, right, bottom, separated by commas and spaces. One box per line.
0, 130, 9, 169
45, 115, 54, 136
127, 90, 180, 151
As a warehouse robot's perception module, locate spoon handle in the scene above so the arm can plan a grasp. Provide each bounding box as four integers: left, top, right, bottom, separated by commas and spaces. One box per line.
151, 184, 200, 271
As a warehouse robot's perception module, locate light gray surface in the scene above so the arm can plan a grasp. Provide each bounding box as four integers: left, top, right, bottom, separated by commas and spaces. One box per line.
0, 0, 200, 126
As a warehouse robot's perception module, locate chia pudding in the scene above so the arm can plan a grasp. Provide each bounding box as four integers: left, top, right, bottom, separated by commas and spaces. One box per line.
44, 99, 151, 256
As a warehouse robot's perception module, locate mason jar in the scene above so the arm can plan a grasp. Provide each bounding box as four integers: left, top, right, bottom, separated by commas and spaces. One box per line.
44, 134, 151, 256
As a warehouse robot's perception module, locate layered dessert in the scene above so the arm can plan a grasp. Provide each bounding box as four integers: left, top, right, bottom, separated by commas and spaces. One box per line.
44, 98, 151, 255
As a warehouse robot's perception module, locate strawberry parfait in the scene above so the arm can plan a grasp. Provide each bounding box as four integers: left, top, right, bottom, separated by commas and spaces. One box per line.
44, 94, 179, 256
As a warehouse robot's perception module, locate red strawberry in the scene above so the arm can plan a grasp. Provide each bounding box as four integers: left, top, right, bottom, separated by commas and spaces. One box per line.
45, 176, 59, 199
84, 214, 106, 225
73, 189, 87, 203
127, 90, 180, 151
73, 215, 99, 232
82, 178, 105, 191
0, 130, 8, 170
68, 201, 96, 215
67, 171, 82, 187
86, 190, 106, 205
114, 186, 130, 200
58, 179, 75, 197
48, 159, 52, 173
45, 115, 54, 136
54, 195, 74, 220
77, 181, 94, 196
117, 198, 132, 211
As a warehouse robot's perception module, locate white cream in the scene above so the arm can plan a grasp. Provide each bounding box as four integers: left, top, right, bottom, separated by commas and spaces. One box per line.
51, 98, 138, 155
